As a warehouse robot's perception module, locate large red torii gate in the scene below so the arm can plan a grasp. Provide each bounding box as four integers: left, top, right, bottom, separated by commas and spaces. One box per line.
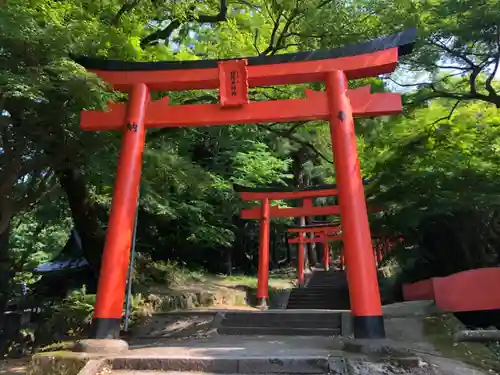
76, 29, 416, 340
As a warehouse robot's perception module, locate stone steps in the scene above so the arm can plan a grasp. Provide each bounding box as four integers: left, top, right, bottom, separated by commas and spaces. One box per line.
110, 356, 333, 373
216, 311, 342, 336
111, 373, 328, 375
222, 311, 340, 325
217, 326, 340, 336
286, 271, 350, 310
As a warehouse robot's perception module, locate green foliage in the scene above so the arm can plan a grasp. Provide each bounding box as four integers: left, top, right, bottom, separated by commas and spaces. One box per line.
231, 141, 292, 186
35, 286, 95, 346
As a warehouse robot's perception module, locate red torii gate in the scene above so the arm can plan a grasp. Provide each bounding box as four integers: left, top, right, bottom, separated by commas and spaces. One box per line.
288, 224, 342, 282
235, 184, 339, 305
76, 29, 415, 340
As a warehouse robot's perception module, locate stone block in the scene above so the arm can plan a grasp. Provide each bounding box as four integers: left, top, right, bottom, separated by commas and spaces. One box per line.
74, 339, 128, 354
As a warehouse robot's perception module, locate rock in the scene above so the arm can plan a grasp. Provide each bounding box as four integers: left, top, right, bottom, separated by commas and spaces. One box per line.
343, 338, 412, 357
383, 301, 439, 318
73, 339, 128, 354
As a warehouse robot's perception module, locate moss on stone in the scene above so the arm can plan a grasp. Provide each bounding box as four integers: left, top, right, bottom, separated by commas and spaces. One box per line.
423, 314, 500, 372
27, 351, 90, 375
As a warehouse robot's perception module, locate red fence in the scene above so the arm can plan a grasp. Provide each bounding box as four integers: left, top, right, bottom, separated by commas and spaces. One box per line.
402, 267, 500, 312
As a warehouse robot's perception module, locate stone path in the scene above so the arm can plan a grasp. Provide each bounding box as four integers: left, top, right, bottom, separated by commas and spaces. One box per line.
111, 305, 496, 375
129, 334, 338, 357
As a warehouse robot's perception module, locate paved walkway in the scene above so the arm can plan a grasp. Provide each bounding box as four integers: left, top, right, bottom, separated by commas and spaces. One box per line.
128, 335, 340, 358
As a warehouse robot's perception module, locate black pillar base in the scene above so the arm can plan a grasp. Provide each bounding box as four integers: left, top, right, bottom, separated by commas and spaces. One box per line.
353, 315, 385, 339
92, 317, 121, 339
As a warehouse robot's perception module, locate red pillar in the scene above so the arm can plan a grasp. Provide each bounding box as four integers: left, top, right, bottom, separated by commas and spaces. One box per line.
326, 70, 385, 339
256, 198, 270, 307
92, 83, 149, 339
323, 241, 330, 271
297, 233, 305, 286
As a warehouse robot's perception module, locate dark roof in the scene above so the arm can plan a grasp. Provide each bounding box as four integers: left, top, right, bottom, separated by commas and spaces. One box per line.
72, 29, 416, 72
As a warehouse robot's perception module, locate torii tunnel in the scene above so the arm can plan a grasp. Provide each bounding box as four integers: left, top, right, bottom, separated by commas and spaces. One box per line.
235, 184, 340, 304
76, 28, 416, 340
288, 223, 342, 281
235, 184, 384, 336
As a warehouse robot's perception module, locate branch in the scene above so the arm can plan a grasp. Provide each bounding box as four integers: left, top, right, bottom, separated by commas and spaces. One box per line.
284, 31, 325, 40
140, 0, 228, 48
385, 76, 431, 88
286, 122, 305, 135
485, 25, 500, 102
262, 124, 333, 164
431, 100, 461, 126
253, 29, 261, 55
113, 0, 141, 25
469, 66, 481, 95
260, 0, 303, 56
259, 11, 283, 56
427, 83, 492, 104
485, 55, 499, 100
141, 19, 182, 48
430, 38, 477, 68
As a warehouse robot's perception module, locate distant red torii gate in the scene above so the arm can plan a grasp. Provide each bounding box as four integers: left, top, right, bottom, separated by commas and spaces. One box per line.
288, 223, 342, 282
235, 184, 340, 302
77, 28, 415, 340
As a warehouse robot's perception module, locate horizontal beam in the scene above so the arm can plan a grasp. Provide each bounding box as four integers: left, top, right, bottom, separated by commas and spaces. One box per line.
80, 86, 402, 131
288, 234, 342, 244
234, 182, 335, 193
241, 205, 340, 220
73, 29, 415, 92
239, 187, 338, 201
288, 226, 341, 234
234, 179, 371, 196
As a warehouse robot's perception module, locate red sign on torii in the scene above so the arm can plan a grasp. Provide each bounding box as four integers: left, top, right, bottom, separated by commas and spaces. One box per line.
76, 28, 415, 340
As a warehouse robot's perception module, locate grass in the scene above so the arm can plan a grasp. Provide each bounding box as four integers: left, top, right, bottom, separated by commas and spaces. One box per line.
210, 273, 294, 290
423, 314, 500, 372
134, 261, 295, 312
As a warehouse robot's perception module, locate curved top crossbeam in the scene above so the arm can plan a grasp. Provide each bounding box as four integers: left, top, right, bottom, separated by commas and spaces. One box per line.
72, 29, 416, 92
287, 223, 338, 229
74, 29, 415, 72
233, 184, 337, 193
233, 183, 338, 201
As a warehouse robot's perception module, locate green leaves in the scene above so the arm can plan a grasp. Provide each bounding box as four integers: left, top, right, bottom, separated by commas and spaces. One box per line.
231, 141, 292, 186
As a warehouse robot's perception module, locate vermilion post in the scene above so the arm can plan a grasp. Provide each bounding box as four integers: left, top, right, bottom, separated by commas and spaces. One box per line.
326, 70, 385, 339
92, 83, 149, 339
256, 198, 271, 308
323, 241, 330, 270
297, 232, 305, 286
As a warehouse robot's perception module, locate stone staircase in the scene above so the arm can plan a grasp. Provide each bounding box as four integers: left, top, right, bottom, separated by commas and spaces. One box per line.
286, 270, 350, 310
217, 310, 341, 336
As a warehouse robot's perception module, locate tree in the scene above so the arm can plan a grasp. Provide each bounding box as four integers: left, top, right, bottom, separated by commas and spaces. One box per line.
363, 0, 500, 108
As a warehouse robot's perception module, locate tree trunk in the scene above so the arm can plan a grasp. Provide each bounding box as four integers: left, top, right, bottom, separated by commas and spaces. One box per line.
284, 231, 292, 263
232, 216, 251, 273
0, 219, 14, 356
305, 216, 318, 268
270, 226, 278, 269
57, 166, 106, 274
